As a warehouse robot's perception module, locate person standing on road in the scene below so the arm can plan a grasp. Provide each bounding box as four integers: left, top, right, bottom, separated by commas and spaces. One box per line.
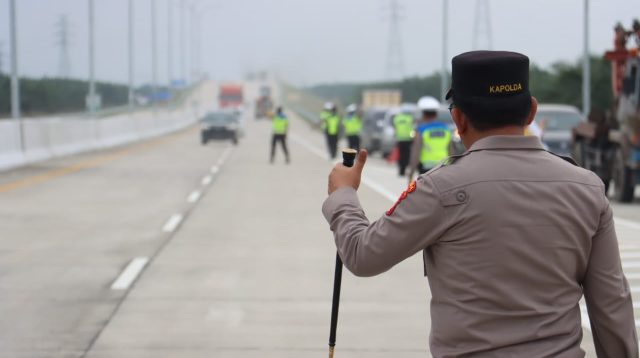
270, 107, 290, 164
322, 104, 341, 160
407, 96, 452, 182
343, 104, 363, 151
322, 51, 637, 356
393, 104, 416, 176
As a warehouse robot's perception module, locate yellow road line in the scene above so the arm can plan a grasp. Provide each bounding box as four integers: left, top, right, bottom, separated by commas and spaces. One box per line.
0, 127, 196, 194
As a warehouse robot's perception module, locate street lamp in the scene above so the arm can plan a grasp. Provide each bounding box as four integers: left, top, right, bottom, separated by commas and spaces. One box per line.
582, 0, 591, 116
9, 0, 24, 151
87, 0, 100, 115
128, 0, 135, 108
441, 0, 448, 102
151, 0, 158, 106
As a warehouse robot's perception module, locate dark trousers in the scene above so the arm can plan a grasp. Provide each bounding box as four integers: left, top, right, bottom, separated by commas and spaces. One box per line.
270, 134, 289, 163
326, 133, 338, 159
347, 135, 361, 151
397, 140, 412, 176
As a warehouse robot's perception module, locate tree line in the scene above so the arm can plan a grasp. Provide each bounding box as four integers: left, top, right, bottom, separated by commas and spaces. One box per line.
0, 75, 133, 117
308, 56, 613, 112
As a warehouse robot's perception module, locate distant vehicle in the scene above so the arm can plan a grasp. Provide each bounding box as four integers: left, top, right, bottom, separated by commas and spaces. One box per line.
361, 107, 392, 155
362, 89, 402, 109
255, 85, 273, 119
219, 84, 244, 109
200, 110, 241, 145
534, 104, 584, 156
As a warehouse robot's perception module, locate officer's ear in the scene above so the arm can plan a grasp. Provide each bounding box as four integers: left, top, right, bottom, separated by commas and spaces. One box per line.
525, 97, 538, 126
451, 107, 468, 136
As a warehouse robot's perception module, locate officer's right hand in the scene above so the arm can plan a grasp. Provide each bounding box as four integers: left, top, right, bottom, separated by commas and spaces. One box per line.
327, 150, 368, 195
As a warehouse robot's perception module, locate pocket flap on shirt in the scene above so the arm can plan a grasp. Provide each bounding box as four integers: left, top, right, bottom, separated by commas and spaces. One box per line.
440, 189, 469, 207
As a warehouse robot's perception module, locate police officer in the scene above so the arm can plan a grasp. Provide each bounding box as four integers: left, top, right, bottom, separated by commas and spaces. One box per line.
323, 51, 637, 356
342, 104, 362, 151
322, 104, 341, 160
270, 106, 290, 164
392, 104, 415, 176
407, 96, 451, 181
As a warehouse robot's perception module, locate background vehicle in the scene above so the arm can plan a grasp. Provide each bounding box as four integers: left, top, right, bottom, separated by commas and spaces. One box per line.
219, 84, 244, 109
572, 21, 640, 202
255, 85, 273, 119
361, 107, 391, 155
535, 104, 584, 156
200, 110, 241, 145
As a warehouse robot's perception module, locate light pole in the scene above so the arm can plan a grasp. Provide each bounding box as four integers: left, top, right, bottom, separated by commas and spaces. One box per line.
128, 0, 135, 108
168, 0, 173, 86
151, 0, 158, 106
9, 0, 24, 151
87, 0, 98, 115
582, 0, 591, 116
441, 0, 448, 102
180, 0, 186, 84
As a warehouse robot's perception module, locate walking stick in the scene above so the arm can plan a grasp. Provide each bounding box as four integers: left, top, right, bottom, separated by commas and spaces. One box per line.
328, 148, 357, 358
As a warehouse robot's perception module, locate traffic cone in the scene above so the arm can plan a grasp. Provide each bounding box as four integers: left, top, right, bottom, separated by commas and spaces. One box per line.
387, 146, 399, 163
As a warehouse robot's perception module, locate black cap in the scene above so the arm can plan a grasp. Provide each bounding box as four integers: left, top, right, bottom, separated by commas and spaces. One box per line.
446, 51, 530, 120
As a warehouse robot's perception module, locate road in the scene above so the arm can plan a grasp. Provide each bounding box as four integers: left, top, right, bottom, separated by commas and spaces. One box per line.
0, 81, 638, 357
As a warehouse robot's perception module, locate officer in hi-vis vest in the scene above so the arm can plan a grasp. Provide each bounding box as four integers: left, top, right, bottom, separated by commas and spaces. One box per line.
270, 107, 290, 164
342, 104, 362, 151
408, 96, 452, 182
322, 104, 341, 160
393, 104, 416, 176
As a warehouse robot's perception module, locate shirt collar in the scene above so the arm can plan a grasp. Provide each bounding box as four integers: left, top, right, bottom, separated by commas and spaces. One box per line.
468, 135, 546, 152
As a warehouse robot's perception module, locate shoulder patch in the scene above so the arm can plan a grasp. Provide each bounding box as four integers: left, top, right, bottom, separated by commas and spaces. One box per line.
386, 181, 417, 216
443, 151, 470, 166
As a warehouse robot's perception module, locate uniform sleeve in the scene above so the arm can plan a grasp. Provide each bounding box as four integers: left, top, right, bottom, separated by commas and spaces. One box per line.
583, 199, 638, 357
321, 176, 448, 277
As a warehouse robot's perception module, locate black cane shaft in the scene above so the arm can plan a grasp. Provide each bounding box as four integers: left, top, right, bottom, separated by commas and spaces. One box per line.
328, 149, 357, 355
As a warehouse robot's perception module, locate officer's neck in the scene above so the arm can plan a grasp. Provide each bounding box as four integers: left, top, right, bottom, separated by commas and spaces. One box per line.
465, 125, 525, 148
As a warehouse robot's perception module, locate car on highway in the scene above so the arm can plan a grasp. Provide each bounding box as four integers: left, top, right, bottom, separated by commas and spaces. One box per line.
534, 104, 584, 156
200, 110, 241, 145
361, 107, 393, 156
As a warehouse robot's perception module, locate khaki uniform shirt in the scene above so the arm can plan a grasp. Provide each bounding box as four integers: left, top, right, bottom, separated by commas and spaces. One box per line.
322, 135, 637, 357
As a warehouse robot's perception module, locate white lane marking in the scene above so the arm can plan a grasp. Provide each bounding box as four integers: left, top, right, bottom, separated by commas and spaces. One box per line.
110, 257, 149, 290
290, 133, 328, 160
620, 245, 640, 251
201, 175, 213, 186
623, 262, 640, 269
361, 176, 398, 202
615, 217, 640, 230
625, 272, 640, 280
162, 214, 183, 232
217, 147, 233, 166
187, 190, 201, 203
210, 165, 219, 174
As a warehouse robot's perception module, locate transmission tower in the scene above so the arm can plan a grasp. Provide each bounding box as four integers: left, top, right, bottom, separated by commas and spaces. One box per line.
472, 0, 493, 50
0, 42, 4, 75
55, 15, 72, 78
385, 0, 405, 80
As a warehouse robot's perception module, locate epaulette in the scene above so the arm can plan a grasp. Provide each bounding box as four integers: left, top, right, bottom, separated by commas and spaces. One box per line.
547, 151, 578, 166
443, 151, 471, 166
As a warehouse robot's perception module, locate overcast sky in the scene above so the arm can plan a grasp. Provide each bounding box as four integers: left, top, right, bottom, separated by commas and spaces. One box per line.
1, 0, 638, 86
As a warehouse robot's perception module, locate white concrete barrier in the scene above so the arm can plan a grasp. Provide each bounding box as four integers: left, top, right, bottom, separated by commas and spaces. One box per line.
0, 93, 199, 172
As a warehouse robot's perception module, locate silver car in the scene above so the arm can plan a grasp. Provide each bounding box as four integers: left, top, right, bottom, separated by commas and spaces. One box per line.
535, 104, 584, 156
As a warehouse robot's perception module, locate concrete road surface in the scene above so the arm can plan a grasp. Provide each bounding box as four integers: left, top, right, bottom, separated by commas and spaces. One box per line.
1, 82, 639, 357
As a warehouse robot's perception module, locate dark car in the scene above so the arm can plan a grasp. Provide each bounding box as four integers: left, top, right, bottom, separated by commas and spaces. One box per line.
200, 111, 240, 145
360, 107, 393, 156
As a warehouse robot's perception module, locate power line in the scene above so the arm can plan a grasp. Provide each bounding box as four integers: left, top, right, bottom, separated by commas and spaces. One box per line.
54, 14, 72, 78
385, 0, 405, 80
472, 0, 493, 50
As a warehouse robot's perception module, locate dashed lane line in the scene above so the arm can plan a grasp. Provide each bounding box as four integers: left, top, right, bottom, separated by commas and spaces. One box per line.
201, 175, 213, 186
162, 214, 183, 233
187, 190, 201, 203
110, 257, 150, 290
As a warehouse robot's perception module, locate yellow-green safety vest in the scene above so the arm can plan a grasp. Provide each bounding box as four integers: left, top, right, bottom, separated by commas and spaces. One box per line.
320, 110, 331, 130
325, 115, 340, 135
420, 126, 451, 168
343, 115, 362, 136
272, 115, 288, 134
393, 113, 414, 141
